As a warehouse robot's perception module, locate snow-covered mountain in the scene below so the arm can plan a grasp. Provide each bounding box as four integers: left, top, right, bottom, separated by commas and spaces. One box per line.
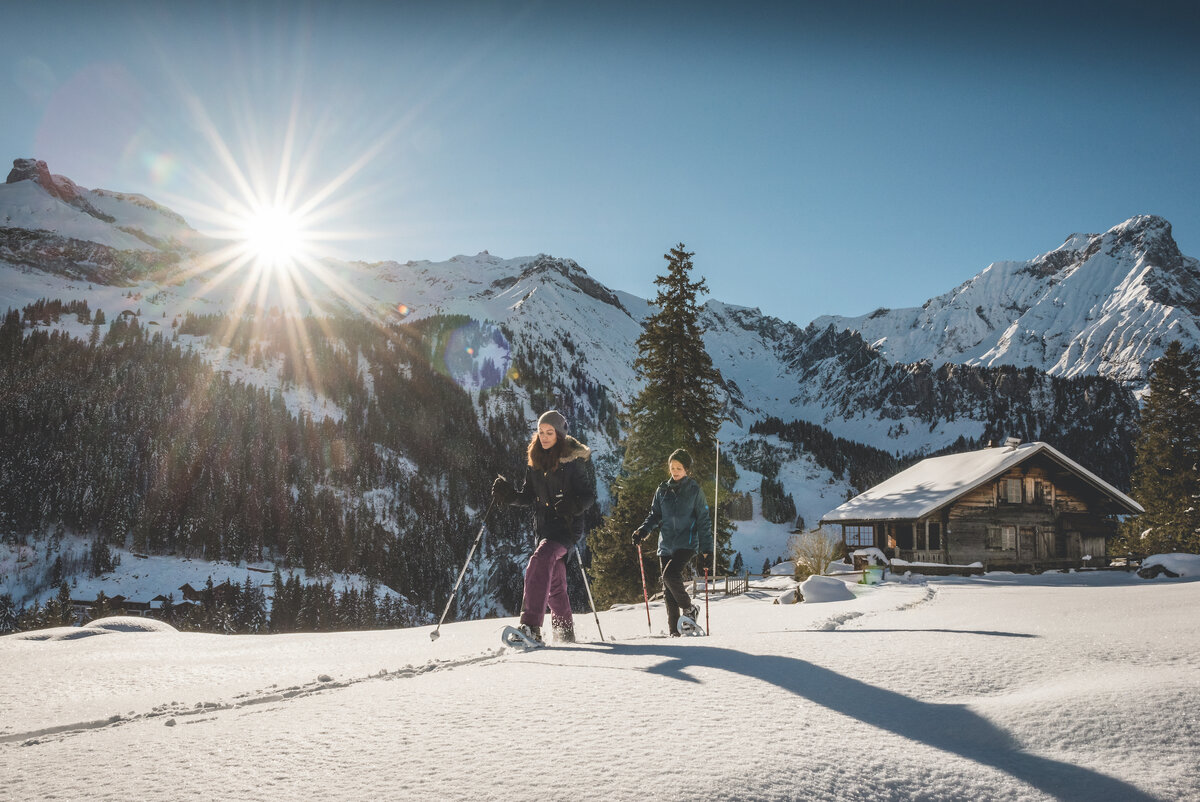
1, 157, 1192, 615
1, 158, 205, 285
813, 214, 1200, 388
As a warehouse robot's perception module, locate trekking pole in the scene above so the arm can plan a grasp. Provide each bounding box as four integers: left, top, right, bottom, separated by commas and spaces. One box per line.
636, 542, 652, 633
431, 497, 496, 641
574, 546, 605, 642
704, 566, 710, 635
713, 438, 720, 581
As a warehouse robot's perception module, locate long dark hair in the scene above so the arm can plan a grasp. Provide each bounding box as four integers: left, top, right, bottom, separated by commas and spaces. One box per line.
527, 432, 564, 472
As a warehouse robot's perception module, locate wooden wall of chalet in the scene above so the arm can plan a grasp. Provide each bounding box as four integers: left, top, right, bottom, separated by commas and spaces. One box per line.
945, 464, 1112, 565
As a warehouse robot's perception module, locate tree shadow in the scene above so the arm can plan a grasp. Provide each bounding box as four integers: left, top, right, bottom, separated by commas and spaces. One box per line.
581, 641, 1158, 801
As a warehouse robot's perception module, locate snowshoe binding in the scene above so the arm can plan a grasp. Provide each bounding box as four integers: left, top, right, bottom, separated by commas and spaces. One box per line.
502, 624, 545, 650
676, 605, 706, 637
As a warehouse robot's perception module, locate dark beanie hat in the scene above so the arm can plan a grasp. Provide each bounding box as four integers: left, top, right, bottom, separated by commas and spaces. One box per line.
668, 448, 692, 470
538, 410, 568, 438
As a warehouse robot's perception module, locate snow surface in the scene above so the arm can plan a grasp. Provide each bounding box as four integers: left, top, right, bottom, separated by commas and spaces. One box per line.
4, 569, 1197, 801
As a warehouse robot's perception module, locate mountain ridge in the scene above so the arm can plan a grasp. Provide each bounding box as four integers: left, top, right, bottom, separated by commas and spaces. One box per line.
0, 158, 1187, 618
813, 214, 1200, 386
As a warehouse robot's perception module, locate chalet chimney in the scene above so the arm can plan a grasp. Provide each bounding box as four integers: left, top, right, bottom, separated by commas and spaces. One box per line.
1005, 437, 1021, 449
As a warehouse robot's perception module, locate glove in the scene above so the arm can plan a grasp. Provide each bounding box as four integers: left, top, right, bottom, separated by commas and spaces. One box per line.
631, 527, 646, 545
492, 475, 514, 504
699, 552, 712, 566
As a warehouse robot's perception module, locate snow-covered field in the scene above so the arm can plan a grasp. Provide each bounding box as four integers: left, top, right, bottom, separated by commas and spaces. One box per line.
4, 568, 1197, 801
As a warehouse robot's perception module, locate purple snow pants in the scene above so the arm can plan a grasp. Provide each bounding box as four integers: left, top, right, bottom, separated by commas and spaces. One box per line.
520, 538, 573, 630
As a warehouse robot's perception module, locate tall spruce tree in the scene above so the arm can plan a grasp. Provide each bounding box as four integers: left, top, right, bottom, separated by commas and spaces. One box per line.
1119, 340, 1200, 555
590, 245, 732, 605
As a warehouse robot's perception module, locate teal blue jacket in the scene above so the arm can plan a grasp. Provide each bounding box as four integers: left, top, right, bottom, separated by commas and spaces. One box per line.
639, 476, 713, 557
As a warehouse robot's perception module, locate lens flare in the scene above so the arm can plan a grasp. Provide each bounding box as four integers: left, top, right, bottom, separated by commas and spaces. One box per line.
439, 320, 511, 390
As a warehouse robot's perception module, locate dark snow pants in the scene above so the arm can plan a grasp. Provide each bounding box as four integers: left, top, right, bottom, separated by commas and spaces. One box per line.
659, 548, 696, 632
520, 538, 573, 631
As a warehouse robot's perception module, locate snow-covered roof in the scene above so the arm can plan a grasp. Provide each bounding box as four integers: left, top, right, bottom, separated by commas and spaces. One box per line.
820, 441, 1142, 523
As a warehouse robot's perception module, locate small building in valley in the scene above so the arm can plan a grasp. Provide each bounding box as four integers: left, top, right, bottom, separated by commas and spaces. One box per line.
819, 439, 1143, 569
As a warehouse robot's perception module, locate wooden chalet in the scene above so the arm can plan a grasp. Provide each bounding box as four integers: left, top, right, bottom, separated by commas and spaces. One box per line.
68, 594, 163, 623
819, 439, 1143, 569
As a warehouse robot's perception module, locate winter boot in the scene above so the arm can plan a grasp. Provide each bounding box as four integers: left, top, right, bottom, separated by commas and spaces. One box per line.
551, 615, 575, 643
683, 604, 700, 622
519, 624, 543, 645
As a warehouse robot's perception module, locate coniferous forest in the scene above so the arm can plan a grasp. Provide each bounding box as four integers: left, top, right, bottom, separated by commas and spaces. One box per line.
0, 302, 616, 632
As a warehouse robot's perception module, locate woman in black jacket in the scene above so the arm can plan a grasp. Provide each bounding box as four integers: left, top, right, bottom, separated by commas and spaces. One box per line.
492, 410, 594, 645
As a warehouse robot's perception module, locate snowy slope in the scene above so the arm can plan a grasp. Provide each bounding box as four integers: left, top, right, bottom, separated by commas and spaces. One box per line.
0, 179, 155, 251
3, 569, 1197, 801
814, 215, 1200, 386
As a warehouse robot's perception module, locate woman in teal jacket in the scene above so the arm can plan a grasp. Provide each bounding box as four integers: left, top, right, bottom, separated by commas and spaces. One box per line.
632, 448, 712, 635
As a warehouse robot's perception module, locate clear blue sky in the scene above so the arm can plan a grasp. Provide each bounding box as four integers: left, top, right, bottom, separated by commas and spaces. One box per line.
3, 1, 1197, 325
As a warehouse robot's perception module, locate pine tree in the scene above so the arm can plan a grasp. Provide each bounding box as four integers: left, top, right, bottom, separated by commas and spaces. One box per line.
0, 592, 18, 634
1119, 341, 1200, 555
590, 245, 732, 605
91, 591, 113, 621
51, 581, 74, 626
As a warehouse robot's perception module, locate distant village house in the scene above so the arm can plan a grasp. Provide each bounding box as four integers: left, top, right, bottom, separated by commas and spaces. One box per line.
819, 439, 1143, 570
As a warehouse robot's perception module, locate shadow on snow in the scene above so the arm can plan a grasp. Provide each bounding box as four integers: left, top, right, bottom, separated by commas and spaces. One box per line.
580, 640, 1156, 802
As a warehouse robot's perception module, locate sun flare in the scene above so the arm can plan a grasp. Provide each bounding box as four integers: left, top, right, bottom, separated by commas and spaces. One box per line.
240, 205, 307, 269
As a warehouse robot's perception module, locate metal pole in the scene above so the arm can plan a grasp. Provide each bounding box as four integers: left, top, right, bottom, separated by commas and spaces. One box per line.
430, 498, 496, 641
574, 545, 605, 642
636, 543, 653, 633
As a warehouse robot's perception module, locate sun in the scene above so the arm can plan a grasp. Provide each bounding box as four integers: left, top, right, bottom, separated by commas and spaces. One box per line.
240, 205, 307, 270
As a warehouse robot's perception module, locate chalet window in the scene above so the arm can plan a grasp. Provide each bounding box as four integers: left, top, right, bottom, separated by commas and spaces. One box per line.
1002, 478, 1022, 504
986, 525, 1016, 550
1026, 477, 1044, 504
844, 525, 874, 547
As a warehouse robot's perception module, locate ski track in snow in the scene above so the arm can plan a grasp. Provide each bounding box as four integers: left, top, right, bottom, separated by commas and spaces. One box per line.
5, 648, 510, 747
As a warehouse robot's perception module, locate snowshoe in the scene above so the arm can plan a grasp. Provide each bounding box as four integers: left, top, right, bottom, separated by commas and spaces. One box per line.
676, 607, 706, 637
502, 624, 545, 650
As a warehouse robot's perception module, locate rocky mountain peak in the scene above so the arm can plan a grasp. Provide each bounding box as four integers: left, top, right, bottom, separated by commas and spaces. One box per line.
510, 254, 627, 312
6, 157, 111, 222
9, 158, 76, 202
1104, 214, 1183, 270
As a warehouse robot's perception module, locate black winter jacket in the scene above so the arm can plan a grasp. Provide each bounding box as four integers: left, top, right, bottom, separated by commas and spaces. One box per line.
639, 476, 713, 557
510, 436, 595, 548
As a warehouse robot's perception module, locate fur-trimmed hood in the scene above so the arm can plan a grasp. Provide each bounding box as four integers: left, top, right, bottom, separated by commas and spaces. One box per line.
558, 435, 591, 463
528, 433, 591, 468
